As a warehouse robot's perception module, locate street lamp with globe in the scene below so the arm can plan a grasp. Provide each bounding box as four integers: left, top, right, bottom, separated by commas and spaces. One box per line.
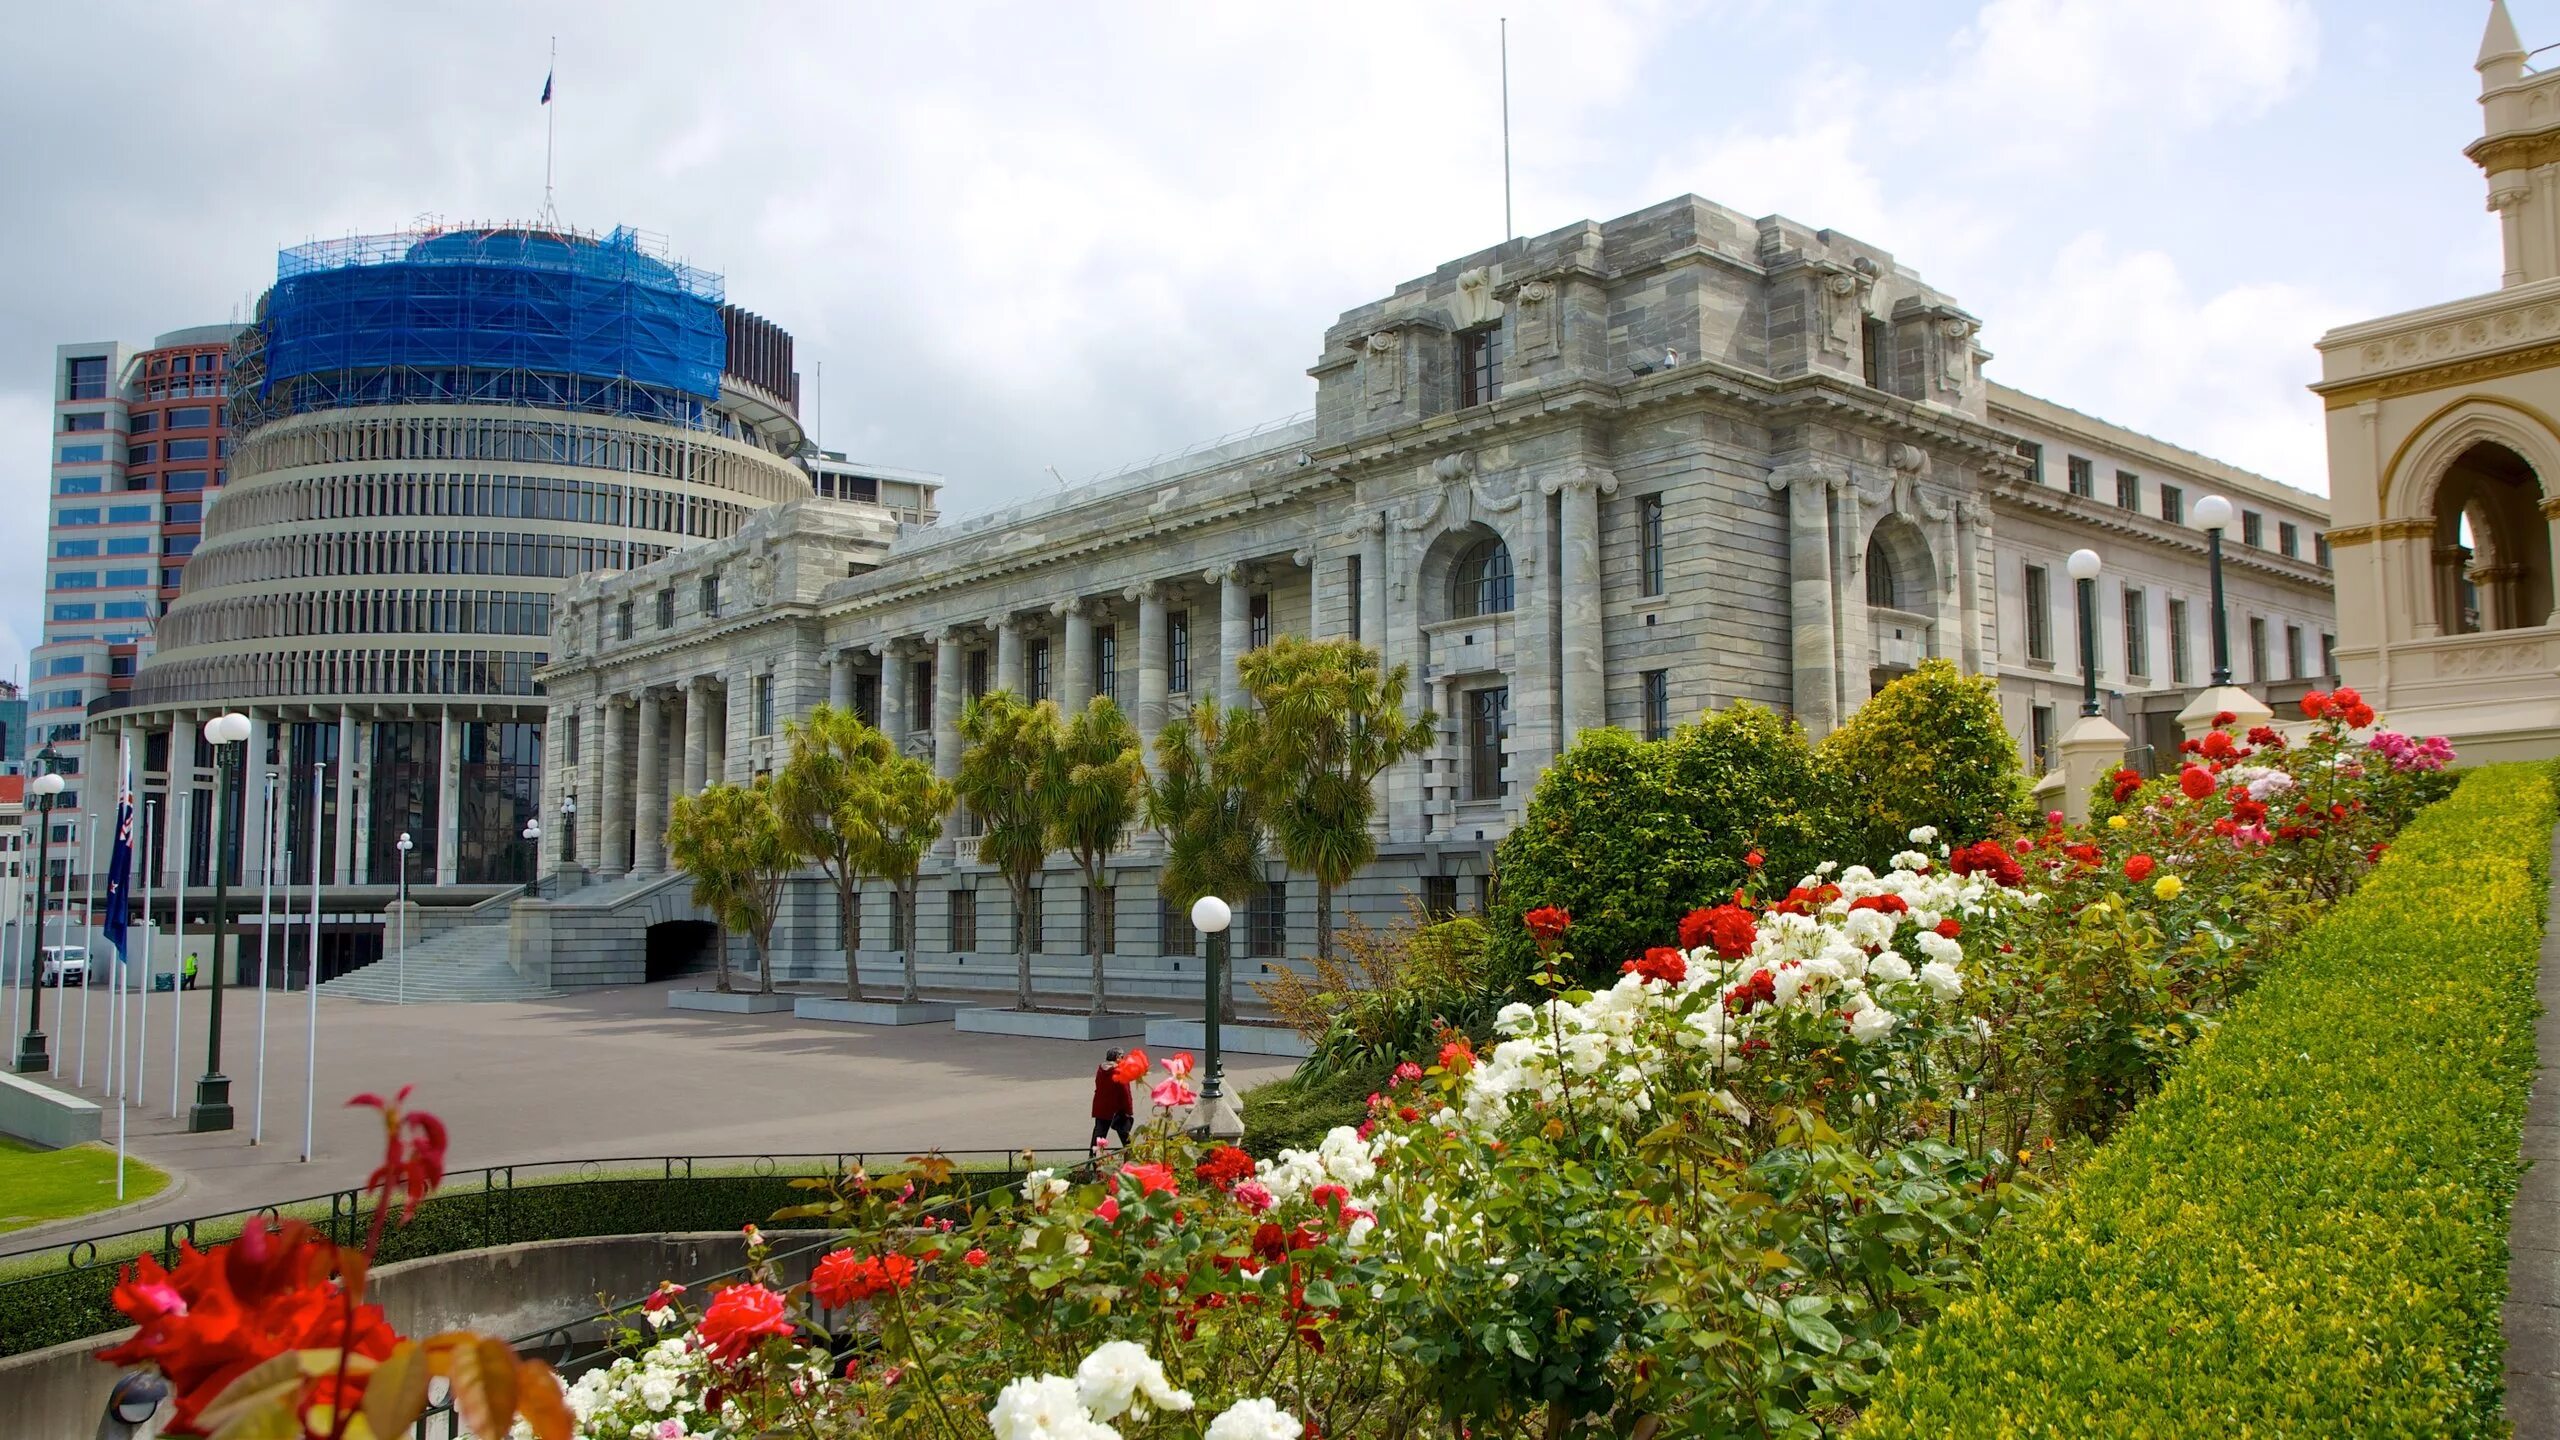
2066, 548, 2104, 718
1187, 895, 1243, 1139
12, 765, 65, 1073
188, 711, 251, 1132
394, 831, 413, 1004
2193, 494, 2236, 686
521, 817, 542, 898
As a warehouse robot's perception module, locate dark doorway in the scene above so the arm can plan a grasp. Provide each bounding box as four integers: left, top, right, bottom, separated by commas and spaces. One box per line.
646, 921, 717, 981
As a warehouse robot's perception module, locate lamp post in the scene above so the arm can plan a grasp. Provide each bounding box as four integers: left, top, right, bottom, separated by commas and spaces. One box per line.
521, 818, 542, 899
560, 792, 577, 868
13, 758, 65, 1073
188, 711, 251, 1133
2067, 548, 2103, 719
394, 832, 413, 1005
2194, 494, 2235, 686
1186, 895, 1243, 1139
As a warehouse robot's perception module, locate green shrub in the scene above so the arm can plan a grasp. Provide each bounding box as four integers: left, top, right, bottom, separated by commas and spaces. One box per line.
1263, 914, 1497, 1083
1853, 761, 2553, 1438
1238, 1058, 1394, 1159
1489, 705, 1835, 989
1819, 659, 2021, 864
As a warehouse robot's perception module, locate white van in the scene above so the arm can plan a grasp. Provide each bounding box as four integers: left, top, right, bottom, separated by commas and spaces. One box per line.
38, 946, 86, 986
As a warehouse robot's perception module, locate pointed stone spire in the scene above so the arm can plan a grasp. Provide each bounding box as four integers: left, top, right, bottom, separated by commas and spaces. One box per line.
2482, 0, 2528, 88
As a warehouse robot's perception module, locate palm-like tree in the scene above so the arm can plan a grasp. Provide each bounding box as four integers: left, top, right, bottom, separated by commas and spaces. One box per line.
1049, 696, 1146, 1017
665, 778, 795, 994
957, 690, 1062, 1011
773, 704, 952, 1003
1240, 637, 1436, 960
1148, 700, 1266, 1019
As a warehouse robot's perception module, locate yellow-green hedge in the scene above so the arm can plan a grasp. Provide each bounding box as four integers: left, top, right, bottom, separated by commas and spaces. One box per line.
1855, 761, 2554, 1438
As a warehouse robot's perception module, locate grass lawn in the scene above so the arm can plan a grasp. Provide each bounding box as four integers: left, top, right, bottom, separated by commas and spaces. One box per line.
0, 1135, 169, 1235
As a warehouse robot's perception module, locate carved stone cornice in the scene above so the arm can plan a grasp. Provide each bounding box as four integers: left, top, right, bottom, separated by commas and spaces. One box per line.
2467, 126, 2560, 175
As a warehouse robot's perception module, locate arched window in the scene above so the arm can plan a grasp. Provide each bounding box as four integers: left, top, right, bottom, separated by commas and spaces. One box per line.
1451, 536, 1515, 618
1865, 534, 1898, 608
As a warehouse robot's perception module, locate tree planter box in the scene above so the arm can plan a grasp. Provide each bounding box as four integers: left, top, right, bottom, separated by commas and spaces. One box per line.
668, 989, 796, 1014
954, 1008, 1159, 1041
795, 996, 963, 1027
1143, 1018, 1315, 1058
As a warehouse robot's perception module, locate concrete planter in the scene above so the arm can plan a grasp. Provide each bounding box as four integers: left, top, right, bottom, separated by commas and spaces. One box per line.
668, 989, 796, 1014
955, 1007, 1158, 1041
1143, 1018, 1315, 1058
794, 996, 963, 1027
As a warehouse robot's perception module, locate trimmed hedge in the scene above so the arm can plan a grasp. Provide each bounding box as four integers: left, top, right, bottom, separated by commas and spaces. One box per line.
0, 1164, 1032, 1359
1855, 761, 2554, 1438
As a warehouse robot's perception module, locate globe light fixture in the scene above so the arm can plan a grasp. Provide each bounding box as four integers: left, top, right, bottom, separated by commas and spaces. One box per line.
2193, 495, 2236, 685
2066, 549, 2103, 718
1188, 895, 1239, 1139
395, 831, 414, 1004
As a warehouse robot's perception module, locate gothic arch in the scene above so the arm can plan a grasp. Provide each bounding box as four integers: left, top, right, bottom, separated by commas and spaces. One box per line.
1859, 512, 1938, 614
2429, 439, 2552, 633
2382, 394, 2560, 522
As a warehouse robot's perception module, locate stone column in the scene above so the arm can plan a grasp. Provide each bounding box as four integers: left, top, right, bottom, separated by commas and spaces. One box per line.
576, 702, 603, 867
163, 717, 190, 882
1552, 470, 1612, 745
1953, 502, 1986, 673
878, 642, 909, 742
1130, 582, 1168, 742
1363, 520, 1389, 659
2541, 498, 2560, 626
933, 630, 963, 782
435, 708, 461, 887
1833, 482, 1871, 716
2054, 713, 2130, 825
1059, 598, 1093, 714
829, 651, 854, 712
334, 708, 357, 885
601, 698, 632, 877
1212, 564, 1250, 710
537, 707, 564, 880
722, 681, 749, 785
352, 719, 375, 885
684, 680, 712, 794
634, 693, 666, 876
1772, 467, 1840, 736
996, 614, 1024, 696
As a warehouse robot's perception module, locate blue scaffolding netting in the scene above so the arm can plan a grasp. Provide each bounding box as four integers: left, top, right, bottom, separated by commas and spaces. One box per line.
251, 226, 728, 422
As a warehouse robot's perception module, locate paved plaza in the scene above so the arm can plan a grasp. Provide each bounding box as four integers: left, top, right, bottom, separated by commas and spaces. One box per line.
1, 977, 1296, 1247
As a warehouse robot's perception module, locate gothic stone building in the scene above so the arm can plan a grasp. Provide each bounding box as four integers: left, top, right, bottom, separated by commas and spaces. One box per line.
536, 194, 2335, 998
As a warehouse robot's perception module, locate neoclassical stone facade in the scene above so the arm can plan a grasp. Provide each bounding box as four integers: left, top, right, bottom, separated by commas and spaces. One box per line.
538, 194, 2335, 997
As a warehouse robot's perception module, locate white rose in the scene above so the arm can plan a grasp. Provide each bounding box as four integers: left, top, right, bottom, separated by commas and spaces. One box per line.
1920, 961, 1963, 999
1867, 952, 1912, 983
1848, 1004, 1899, 1043
1205, 1397, 1304, 1440
1908, 825, 1939, 845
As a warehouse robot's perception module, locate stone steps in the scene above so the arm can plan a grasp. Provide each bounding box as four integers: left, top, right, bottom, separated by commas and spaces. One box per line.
320, 922, 556, 1004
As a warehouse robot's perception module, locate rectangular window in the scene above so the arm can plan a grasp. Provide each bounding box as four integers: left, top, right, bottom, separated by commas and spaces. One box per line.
103, 601, 149, 619
1246, 882, 1287, 958
1082, 885, 1116, 954
2160, 484, 2184, 524
127, 443, 156, 465
1096, 625, 1119, 702
701, 575, 720, 617
1640, 494, 1665, 596
165, 502, 200, 524
163, 439, 209, 461
56, 475, 101, 495
106, 506, 150, 524
2169, 597, 2191, 684
165, 406, 212, 429
165, 470, 207, 492
2122, 585, 2148, 678
754, 673, 774, 735
2024, 564, 2053, 662
912, 659, 934, 727
1457, 326, 1501, 407
2030, 704, 2055, 772
64, 356, 107, 401
2017, 440, 2045, 485
1346, 556, 1363, 641
2321, 632, 2337, 676
57, 507, 100, 526
655, 589, 674, 628
2315, 533, 2331, 568
2066, 456, 2094, 497
1168, 612, 1190, 693
1024, 886, 1045, 953
615, 601, 633, 640
2278, 521, 2299, 558
161, 568, 184, 587
62, 412, 104, 433
2242, 510, 2264, 548
1422, 875, 1459, 920
2285, 624, 2304, 679
45, 656, 81, 675
948, 887, 977, 952
1249, 593, 1270, 651
1159, 895, 1195, 957
57, 443, 105, 464
967, 648, 990, 700
1029, 638, 1051, 702
55, 571, 97, 589
1465, 686, 1510, 800
1641, 669, 1671, 741
2247, 616, 2268, 679
1862, 317, 1889, 388
54, 540, 97, 558
103, 568, 150, 587
2115, 470, 2140, 510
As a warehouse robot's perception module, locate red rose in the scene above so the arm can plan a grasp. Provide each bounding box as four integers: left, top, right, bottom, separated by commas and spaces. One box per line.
1111, 1049, 1151, 1084
811, 1250, 917, 1308
2345, 702, 2375, 729
1723, 968, 1777, 1016
964, 1248, 989, 1267
1935, 918, 1962, 939
1194, 1144, 1256, 1192
1744, 848, 1766, 870
2110, 767, 2143, 804
2124, 854, 2155, 882
1123, 1161, 1179, 1198
2212, 710, 2237, 727
2301, 690, 2331, 719
1621, 946, 1687, 985
1437, 1038, 1476, 1072
699, 1282, 794, 1362
1095, 1197, 1121, 1223
1948, 840, 2023, 887
1522, 905, 1571, 942
1681, 902, 1759, 959
2179, 765, 2216, 800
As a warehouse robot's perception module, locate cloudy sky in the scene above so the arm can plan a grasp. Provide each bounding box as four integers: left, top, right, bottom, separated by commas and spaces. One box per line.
0, 1, 2529, 667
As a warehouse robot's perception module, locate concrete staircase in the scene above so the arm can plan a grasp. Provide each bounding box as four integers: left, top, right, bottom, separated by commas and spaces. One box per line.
320, 921, 557, 1004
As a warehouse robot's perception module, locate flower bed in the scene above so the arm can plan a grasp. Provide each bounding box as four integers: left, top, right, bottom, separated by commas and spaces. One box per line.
1850, 758, 2553, 1438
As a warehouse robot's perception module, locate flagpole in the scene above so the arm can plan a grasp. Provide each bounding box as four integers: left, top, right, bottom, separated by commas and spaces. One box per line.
544, 35, 558, 223
135, 796, 155, 1127
252, 771, 274, 1145
169, 788, 187, 1119
50, 842, 65, 1079
78, 815, 94, 1088
302, 761, 322, 1163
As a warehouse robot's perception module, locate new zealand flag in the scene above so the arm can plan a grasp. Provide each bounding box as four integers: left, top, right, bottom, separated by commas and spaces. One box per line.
101, 768, 132, 965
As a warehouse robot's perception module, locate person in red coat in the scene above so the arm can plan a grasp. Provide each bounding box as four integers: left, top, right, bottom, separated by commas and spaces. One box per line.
1091, 1048, 1135, 1151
